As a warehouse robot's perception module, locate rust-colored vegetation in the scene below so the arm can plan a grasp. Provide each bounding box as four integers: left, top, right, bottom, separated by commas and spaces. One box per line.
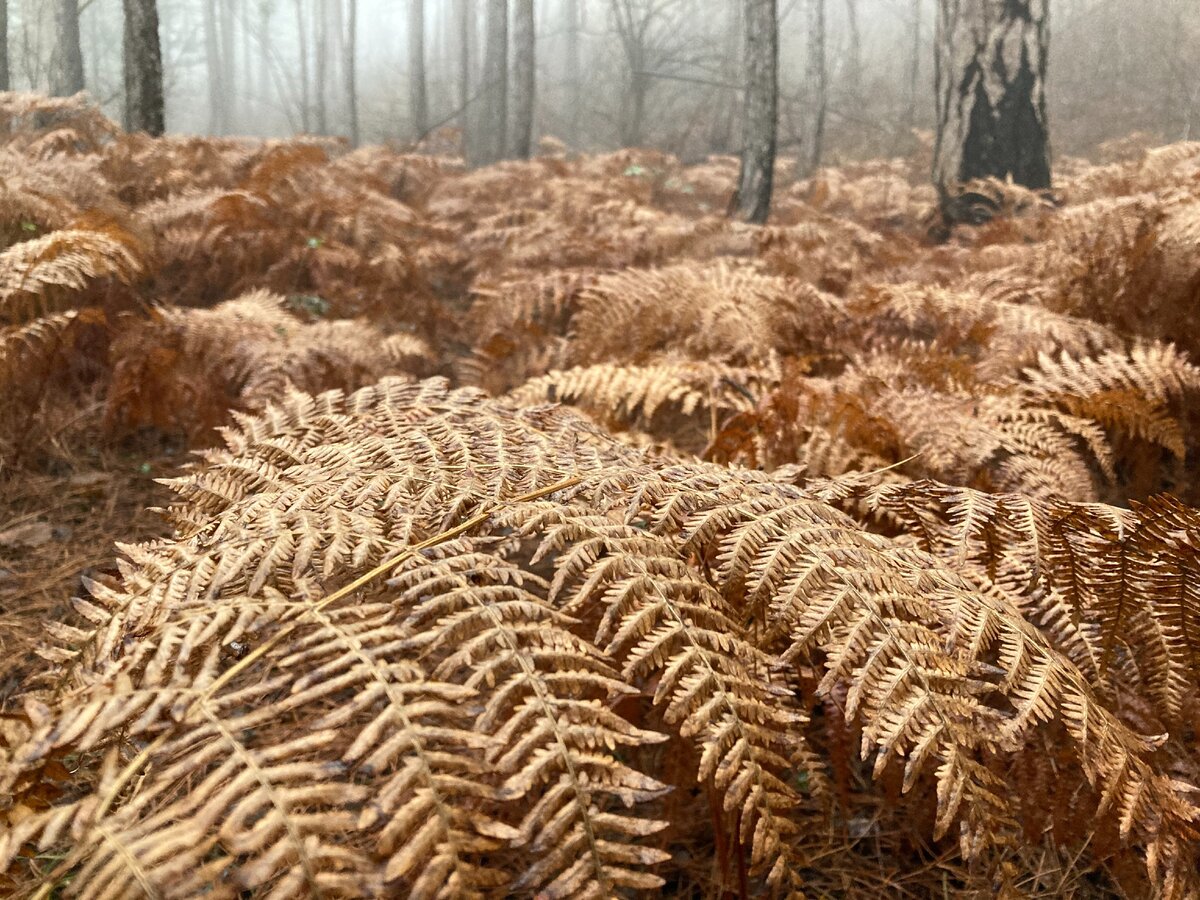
3, 93, 1200, 898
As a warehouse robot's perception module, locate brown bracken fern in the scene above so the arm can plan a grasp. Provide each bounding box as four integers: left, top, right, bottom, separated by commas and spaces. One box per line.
6, 92, 1200, 898
4, 380, 1199, 897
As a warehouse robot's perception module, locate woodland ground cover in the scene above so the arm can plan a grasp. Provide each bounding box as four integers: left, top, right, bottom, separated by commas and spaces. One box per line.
2, 93, 1200, 897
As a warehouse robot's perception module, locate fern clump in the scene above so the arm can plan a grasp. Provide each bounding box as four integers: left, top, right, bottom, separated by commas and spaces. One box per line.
6, 92, 1200, 896
3, 379, 1198, 897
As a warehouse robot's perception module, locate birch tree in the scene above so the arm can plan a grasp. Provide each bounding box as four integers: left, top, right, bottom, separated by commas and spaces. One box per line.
565, 0, 581, 143
933, 0, 1051, 222
806, 0, 827, 173
204, 0, 228, 132
122, 0, 165, 135
456, 0, 471, 128
732, 0, 777, 224
843, 0, 861, 99
509, 0, 535, 158
314, 0, 330, 133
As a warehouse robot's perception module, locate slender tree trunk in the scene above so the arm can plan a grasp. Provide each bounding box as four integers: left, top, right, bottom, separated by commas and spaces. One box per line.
843, 0, 861, 99
203, 0, 226, 132
87, 4, 100, 87
468, 0, 506, 166
122, 0, 165, 135
565, 0, 580, 144
0, 0, 9, 92
345, 0, 359, 144
51, 0, 85, 96
314, 0, 328, 133
509, 0, 534, 158
905, 0, 921, 132
457, 0, 471, 128
409, 0, 428, 139
242, 0, 253, 119
293, 0, 311, 131
432, 0, 450, 117
329, 0, 343, 127
933, 0, 1051, 222
625, 69, 646, 146
733, 0, 777, 224
258, 0, 270, 118
220, 0, 235, 130
806, 0, 827, 173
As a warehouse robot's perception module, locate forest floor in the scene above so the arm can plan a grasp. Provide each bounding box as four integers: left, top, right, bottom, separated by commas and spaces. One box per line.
3, 93, 1200, 896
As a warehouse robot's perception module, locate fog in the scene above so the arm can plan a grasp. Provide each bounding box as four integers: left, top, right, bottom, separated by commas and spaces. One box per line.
7, 0, 1200, 161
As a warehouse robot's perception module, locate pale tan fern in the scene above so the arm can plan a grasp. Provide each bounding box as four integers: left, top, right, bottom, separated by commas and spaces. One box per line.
4, 379, 1198, 898
0, 225, 142, 323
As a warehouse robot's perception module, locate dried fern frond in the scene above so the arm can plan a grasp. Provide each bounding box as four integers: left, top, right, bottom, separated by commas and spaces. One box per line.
855, 479, 1200, 731
6, 379, 1199, 898
1020, 343, 1200, 461
104, 291, 428, 440
0, 225, 142, 324
509, 360, 771, 455
571, 263, 847, 367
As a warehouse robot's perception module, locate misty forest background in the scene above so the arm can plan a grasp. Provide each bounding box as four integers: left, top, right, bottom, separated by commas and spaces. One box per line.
5, 0, 1200, 164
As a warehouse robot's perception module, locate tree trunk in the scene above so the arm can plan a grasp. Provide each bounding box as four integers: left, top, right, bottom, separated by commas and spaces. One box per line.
204, 0, 226, 132
51, 0, 85, 96
564, 0, 580, 144
293, 0, 310, 131
732, 0, 778, 224
457, 0, 471, 128
122, 0, 165, 135
806, 0, 827, 173
468, 0, 506, 166
905, 0, 921, 133
843, 0, 861, 98
220, 0, 235, 130
314, 0, 328, 133
242, 0, 253, 116
933, 0, 1051, 222
345, 0, 359, 144
258, 0, 271, 120
509, 0, 534, 158
409, 0, 429, 139
624, 69, 646, 147
0, 0, 8, 92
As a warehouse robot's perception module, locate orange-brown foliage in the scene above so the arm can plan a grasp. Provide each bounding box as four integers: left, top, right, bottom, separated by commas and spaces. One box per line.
4, 93, 1200, 898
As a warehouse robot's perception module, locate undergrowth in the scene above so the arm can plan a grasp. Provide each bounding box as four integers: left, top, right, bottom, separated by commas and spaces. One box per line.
3, 93, 1200, 897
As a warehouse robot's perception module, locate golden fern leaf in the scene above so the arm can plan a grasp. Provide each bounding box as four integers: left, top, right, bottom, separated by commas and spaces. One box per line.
0, 225, 142, 324
389, 542, 672, 896
1021, 344, 1200, 459
105, 292, 426, 440
519, 503, 818, 892
6, 378, 1199, 897
571, 263, 847, 367
2, 382, 670, 897
627, 467, 1200, 883
509, 360, 769, 455
859, 480, 1200, 728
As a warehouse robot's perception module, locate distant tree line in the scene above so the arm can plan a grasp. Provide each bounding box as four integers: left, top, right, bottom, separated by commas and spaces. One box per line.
0, 1, 1195, 223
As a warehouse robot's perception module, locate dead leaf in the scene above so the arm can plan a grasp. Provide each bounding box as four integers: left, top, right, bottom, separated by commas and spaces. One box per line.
0, 521, 53, 549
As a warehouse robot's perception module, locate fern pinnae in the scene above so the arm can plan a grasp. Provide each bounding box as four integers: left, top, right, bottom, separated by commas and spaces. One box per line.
524, 503, 816, 892
388, 540, 673, 897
